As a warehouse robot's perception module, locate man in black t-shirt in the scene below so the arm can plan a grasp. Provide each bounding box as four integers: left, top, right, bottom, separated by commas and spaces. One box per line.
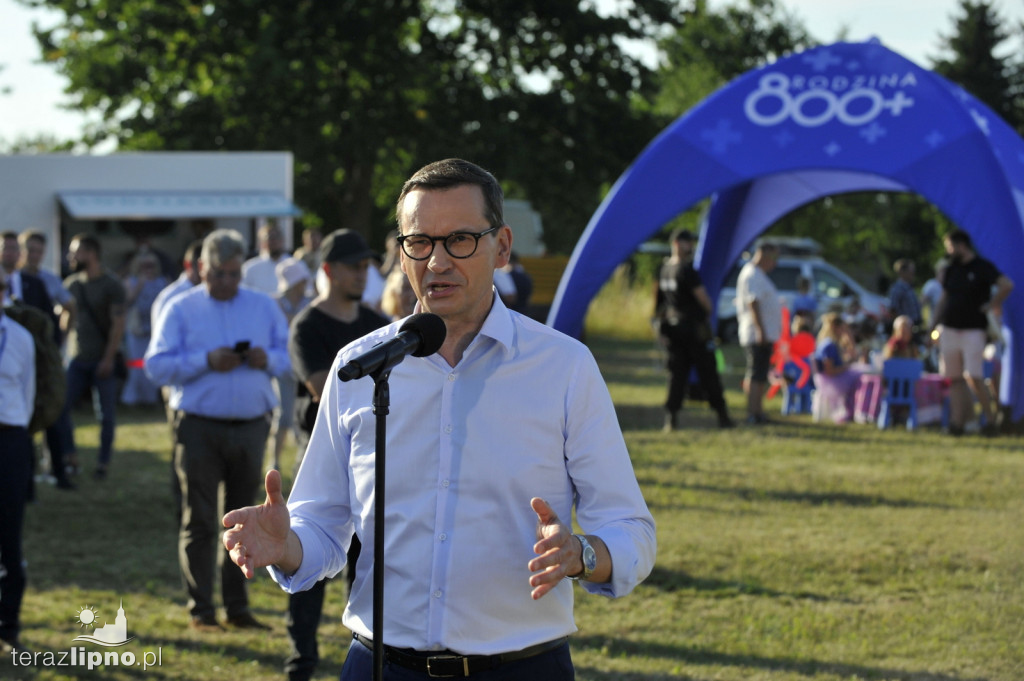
285, 229, 389, 681
655, 229, 733, 431
937, 229, 1014, 436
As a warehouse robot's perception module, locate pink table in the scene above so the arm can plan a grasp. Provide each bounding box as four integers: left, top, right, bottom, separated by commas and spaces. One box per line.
854, 373, 949, 425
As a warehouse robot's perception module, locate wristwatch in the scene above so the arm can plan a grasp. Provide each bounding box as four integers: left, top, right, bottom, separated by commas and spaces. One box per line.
568, 534, 597, 581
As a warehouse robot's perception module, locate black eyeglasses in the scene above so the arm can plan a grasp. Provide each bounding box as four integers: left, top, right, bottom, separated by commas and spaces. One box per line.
396, 226, 499, 261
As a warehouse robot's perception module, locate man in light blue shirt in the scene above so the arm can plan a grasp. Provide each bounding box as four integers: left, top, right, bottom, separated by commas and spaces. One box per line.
223, 160, 656, 679
146, 228, 290, 632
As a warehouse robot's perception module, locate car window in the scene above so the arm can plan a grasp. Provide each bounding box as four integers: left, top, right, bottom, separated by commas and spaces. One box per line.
813, 266, 847, 299
769, 265, 801, 291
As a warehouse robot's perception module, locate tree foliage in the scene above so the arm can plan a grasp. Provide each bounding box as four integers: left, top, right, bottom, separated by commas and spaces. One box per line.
654, 0, 812, 117
21, 0, 682, 252
931, 0, 1024, 131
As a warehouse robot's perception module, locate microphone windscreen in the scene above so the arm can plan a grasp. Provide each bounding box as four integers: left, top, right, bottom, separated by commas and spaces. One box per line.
400, 313, 447, 357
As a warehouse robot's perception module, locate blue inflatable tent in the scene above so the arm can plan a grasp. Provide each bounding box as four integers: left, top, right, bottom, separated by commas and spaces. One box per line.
547, 40, 1024, 418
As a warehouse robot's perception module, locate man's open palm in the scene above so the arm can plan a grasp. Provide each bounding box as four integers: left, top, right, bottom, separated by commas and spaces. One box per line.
222, 470, 292, 578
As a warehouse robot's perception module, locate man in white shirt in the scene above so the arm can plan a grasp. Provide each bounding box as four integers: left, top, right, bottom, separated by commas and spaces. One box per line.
223, 159, 656, 680
241, 221, 288, 294
736, 241, 781, 425
0, 269, 36, 654
151, 240, 203, 329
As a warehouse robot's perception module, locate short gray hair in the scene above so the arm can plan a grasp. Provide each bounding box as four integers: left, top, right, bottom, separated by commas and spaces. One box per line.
201, 229, 246, 267
396, 159, 504, 234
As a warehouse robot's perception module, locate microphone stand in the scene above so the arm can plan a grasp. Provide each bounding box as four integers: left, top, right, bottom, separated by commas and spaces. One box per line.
370, 365, 391, 681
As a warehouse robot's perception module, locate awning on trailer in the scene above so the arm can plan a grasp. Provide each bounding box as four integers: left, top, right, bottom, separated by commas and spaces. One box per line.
57, 190, 301, 220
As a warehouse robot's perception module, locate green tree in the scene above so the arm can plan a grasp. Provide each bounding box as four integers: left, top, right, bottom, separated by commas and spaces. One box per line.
654, 0, 812, 118
20, 0, 682, 252
931, 0, 1023, 130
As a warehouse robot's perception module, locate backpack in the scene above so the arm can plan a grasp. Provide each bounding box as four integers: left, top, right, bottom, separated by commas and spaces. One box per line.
4, 301, 67, 433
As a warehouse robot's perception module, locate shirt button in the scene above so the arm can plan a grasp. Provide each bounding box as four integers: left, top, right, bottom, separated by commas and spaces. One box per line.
433, 590, 442, 599
441, 480, 450, 488
438, 533, 447, 541
444, 424, 452, 434
448, 373, 456, 382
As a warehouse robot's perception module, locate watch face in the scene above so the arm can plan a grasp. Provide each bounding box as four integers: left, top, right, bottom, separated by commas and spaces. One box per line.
582, 544, 597, 573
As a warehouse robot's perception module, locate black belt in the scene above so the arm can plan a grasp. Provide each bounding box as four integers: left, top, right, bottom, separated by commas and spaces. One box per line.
352, 632, 568, 678
181, 412, 266, 426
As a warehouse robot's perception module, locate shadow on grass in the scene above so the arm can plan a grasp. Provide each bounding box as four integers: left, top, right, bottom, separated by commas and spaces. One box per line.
26, 445, 181, 594
642, 566, 838, 603
574, 666, 712, 681
572, 636, 993, 681
680, 482, 952, 510
616, 404, 737, 432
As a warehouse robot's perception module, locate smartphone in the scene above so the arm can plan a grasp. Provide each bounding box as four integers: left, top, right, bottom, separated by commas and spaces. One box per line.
233, 341, 251, 354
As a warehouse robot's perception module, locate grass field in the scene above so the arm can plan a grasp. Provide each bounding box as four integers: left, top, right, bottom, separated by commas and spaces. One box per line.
7, 284, 1024, 680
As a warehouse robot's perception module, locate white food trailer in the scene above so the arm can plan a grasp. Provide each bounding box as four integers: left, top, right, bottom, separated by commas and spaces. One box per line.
0, 151, 299, 276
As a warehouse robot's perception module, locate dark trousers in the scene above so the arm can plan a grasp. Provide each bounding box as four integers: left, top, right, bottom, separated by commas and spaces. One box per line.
662, 324, 727, 415
0, 426, 33, 643
285, 432, 360, 681
63, 358, 119, 466
286, 580, 327, 681
45, 409, 74, 483
174, 412, 269, 618
340, 639, 575, 681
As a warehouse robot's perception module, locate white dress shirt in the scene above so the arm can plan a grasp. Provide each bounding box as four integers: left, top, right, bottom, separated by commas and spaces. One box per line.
270, 296, 656, 654
241, 254, 286, 295
0, 314, 36, 427
1, 270, 23, 305
144, 286, 291, 419
737, 262, 782, 345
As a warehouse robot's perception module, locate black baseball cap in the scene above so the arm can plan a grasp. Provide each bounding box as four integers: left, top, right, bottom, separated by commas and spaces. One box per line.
320, 229, 377, 264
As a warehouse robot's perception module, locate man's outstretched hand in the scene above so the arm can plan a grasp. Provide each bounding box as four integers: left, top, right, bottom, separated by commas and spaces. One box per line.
222, 469, 300, 578
527, 497, 579, 601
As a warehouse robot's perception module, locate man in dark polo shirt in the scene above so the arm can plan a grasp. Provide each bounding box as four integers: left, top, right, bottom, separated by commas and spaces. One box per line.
937, 229, 1014, 436
284, 229, 389, 681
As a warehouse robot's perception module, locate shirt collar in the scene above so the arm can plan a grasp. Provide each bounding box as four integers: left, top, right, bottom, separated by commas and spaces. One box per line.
476, 287, 514, 354
410, 286, 516, 357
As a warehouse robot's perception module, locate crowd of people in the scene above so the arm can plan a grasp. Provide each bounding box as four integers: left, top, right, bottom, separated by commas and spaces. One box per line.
654, 230, 1014, 435
2, 174, 1017, 674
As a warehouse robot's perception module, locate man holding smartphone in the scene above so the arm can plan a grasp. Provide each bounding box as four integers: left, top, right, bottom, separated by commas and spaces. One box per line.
145, 229, 291, 632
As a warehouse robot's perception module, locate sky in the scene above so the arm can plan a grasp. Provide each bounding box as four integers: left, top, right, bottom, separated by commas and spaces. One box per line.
1, 0, 1023, 145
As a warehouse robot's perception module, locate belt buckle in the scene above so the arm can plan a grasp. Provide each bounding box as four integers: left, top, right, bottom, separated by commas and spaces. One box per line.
426, 654, 469, 677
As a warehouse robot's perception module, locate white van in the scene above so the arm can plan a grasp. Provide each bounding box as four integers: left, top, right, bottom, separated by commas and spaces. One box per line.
715, 256, 888, 342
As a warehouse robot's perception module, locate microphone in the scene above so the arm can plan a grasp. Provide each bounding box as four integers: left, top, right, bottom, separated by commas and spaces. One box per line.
337, 313, 447, 382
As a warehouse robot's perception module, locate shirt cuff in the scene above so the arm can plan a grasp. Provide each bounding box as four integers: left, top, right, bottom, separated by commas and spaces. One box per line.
266, 521, 340, 593
579, 524, 654, 598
